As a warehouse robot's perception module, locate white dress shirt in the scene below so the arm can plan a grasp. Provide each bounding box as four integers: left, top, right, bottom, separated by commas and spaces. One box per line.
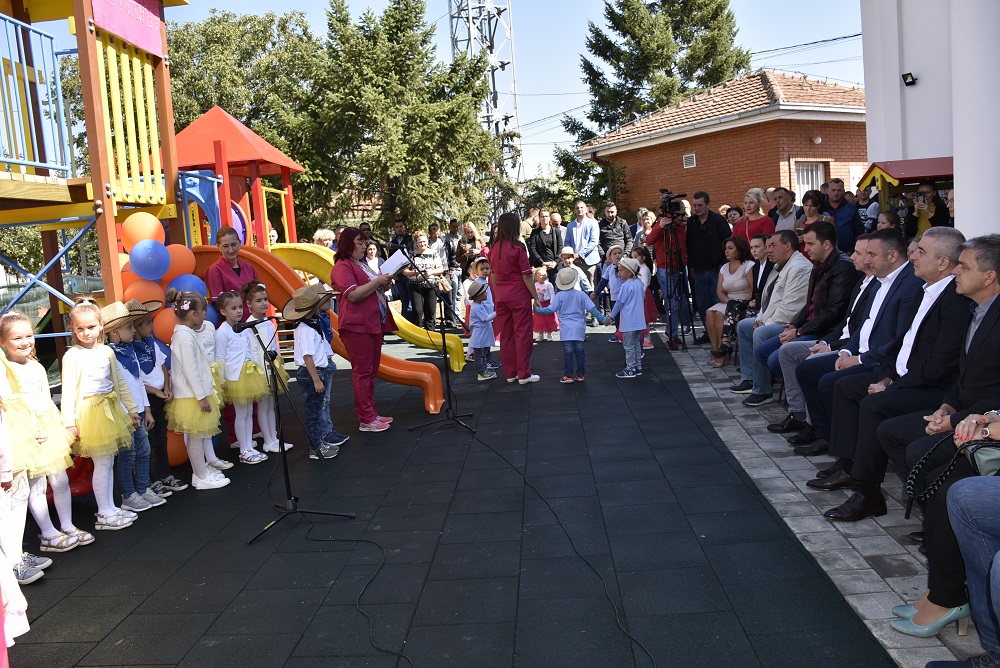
895, 275, 953, 377
855, 262, 908, 354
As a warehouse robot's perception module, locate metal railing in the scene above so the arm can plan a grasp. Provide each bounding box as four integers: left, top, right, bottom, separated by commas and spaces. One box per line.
0, 14, 71, 175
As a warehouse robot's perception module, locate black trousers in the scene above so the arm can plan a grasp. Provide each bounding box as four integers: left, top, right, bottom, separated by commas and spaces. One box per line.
829, 373, 944, 481
879, 412, 971, 608
147, 394, 170, 482
409, 284, 438, 329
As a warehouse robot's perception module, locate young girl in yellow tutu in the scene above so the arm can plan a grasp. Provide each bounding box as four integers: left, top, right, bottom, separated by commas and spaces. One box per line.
187, 294, 229, 472
242, 281, 289, 454
164, 288, 229, 490
60, 299, 141, 531
215, 291, 269, 465
0, 311, 90, 553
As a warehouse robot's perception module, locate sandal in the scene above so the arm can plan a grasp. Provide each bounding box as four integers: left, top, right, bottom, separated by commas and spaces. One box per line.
64, 528, 95, 546
207, 459, 234, 471
38, 532, 80, 553
710, 343, 732, 359
94, 512, 133, 531
239, 449, 268, 465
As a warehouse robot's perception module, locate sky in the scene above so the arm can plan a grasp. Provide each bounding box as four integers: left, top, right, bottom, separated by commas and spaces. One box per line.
56, 0, 866, 177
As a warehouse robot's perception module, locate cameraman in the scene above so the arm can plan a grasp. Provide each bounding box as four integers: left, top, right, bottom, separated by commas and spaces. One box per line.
645, 201, 692, 349
687, 191, 732, 342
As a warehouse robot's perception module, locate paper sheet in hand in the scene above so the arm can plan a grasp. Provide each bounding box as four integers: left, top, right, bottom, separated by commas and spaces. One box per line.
381, 249, 409, 276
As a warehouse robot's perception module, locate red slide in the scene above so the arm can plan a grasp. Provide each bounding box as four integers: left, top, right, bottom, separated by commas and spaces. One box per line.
193, 246, 445, 414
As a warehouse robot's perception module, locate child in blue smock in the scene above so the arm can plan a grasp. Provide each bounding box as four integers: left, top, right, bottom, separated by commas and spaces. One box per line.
534, 267, 609, 384
609, 258, 646, 379
591, 245, 625, 342
468, 282, 498, 381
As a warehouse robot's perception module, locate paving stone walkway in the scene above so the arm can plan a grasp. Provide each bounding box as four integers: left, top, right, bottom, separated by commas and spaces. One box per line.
5, 329, 937, 666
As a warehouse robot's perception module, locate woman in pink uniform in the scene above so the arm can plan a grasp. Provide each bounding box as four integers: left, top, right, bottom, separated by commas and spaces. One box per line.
489, 213, 539, 384
206, 227, 259, 322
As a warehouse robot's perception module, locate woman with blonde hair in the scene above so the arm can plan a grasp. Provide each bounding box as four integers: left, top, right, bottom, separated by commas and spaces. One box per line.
731, 188, 775, 241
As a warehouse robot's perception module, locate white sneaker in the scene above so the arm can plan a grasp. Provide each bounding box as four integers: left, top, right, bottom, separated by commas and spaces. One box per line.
140, 489, 166, 507
193, 472, 230, 490
121, 492, 152, 512
518, 374, 541, 384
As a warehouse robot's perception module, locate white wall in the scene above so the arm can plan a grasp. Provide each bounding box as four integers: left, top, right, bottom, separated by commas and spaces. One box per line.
861, 0, 999, 238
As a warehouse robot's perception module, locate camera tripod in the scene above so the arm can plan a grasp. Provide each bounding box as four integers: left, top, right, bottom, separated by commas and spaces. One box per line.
659, 216, 694, 350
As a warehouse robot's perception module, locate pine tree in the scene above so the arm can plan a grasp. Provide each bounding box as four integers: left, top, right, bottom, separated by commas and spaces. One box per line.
567, 0, 750, 140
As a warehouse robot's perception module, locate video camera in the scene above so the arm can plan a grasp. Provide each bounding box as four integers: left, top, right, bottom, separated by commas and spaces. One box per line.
658, 188, 688, 218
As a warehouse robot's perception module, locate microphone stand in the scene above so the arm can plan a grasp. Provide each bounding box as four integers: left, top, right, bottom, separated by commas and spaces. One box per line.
246, 318, 354, 545
400, 254, 475, 434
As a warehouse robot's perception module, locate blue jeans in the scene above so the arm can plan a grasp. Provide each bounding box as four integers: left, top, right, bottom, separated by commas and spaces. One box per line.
297, 365, 335, 448
623, 330, 642, 370
449, 269, 461, 322
737, 318, 783, 383
656, 268, 691, 336
949, 477, 1000, 653
117, 423, 151, 497
692, 268, 718, 324
473, 347, 491, 375
561, 340, 585, 376
754, 333, 818, 395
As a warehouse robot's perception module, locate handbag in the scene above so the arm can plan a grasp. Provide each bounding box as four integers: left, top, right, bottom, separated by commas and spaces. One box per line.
437, 276, 452, 293
904, 433, 1000, 518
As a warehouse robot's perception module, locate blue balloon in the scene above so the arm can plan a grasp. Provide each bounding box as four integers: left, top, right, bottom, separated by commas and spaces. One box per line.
166, 273, 207, 297
130, 239, 171, 281
204, 303, 219, 327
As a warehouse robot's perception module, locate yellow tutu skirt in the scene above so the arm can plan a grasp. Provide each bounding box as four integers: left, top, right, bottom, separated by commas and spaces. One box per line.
273, 362, 290, 395
166, 393, 221, 439
74, 392, 135, 458
225, 361, 270, 405
6, 399, 74, 478
211, 360, 227, 404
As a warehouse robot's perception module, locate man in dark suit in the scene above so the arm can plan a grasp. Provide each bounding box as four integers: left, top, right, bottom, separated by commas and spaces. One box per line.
792, 229, 925, 454
806, 228, 970, 506
852, 234, 1000, 630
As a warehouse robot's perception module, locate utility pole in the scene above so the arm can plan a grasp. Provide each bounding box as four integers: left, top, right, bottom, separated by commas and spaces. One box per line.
449, 0, 523, 219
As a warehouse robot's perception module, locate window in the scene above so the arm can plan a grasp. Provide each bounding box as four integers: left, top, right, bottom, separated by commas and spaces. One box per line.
682, 153, 696, 169
795, 162, 825, 195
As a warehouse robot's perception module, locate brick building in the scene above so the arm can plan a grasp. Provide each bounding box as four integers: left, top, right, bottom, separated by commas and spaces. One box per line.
575, 71, 867, 214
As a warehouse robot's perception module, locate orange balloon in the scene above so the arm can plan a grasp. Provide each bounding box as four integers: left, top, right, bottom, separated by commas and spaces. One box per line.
152, 307, 177, 344
167, 430, 189, 466
123, 279, 166, 307
120, 261, 141, 289
121, 212, 165, 252
160, 244, 197, 285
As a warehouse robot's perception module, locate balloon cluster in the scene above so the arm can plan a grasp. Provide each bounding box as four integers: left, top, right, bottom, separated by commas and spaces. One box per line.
118, 212, 217, 344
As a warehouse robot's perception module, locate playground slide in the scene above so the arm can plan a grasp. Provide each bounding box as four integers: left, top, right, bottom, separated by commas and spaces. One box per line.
193, 246, 445, 414
270, 243, 466, 373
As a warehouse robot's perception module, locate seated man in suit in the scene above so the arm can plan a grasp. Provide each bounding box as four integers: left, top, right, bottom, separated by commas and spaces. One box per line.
806, 227, 969, 501
730, 230, 813, 397
768, 234, 876, 441
867, 234, 1000, 637
791, 229, 924, 455
741, 222, 857, 408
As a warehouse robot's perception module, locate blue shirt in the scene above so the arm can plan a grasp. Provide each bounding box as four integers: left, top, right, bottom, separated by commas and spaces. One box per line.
609, 278, 646, 332
469, 301, 496, 349
534, 289, 604, 342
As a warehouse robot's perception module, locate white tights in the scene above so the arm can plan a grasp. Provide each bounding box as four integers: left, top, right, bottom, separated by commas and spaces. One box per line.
185, 435, 209, 479
202, 435, 219, 464
257, 396, 278, 448
234, 402, 254, 454
91, 454, 116, 515
28, 471, 77, 538
0, 472, 28, 567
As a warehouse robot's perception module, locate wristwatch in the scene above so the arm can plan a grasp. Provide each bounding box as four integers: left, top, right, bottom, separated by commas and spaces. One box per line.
984, 425, 993, 440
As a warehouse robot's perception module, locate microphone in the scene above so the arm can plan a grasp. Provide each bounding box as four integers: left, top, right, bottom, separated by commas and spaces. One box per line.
234, 316, 277, 333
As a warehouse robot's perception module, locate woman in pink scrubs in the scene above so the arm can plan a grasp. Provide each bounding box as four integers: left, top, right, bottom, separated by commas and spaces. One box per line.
489, 213, 539, 384
205, 227, 259, 321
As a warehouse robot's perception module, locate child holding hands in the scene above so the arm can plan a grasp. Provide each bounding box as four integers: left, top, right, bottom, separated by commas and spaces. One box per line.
609, 258, 647, 378
467, 282, 498, 381
534, 268, 609, 383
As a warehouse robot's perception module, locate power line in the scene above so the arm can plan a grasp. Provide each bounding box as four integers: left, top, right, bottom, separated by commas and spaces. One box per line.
749, 33, 861, 57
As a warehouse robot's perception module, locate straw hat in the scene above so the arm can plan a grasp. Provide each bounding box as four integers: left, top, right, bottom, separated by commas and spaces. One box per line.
281, 284, 337, 321
124, 298, 162, 317
467, 282, 487, 301
618, 257, 640, 277
100, 301, 136, 331
559, 246, 575, 257
555, 267, 579, 291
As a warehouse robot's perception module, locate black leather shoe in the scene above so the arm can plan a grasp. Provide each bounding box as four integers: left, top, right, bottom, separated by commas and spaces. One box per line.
794, 441, 829, 456
788, 426, 817, 444
908, 531, 925, 543
694, 333, 710, 345
824, 492, 887, 521
919, 544, 928, 555
806, 470, 861, 490
815, 461, 844, 479
768, 415, 808, 433
729, 380, 753, 394
927, 649, 1000, 667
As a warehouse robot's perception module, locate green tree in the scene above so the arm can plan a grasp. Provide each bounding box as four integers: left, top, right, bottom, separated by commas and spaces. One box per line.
309, 0, 508, 234
560, 0, 750, 198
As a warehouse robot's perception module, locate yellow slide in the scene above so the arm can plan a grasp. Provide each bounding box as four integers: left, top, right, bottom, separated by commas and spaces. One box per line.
271, 243, 466, 373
